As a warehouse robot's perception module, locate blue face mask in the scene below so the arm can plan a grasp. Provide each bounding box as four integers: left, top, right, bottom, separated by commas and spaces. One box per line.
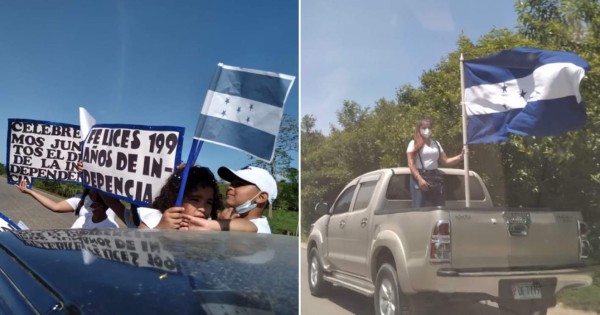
84, 196, 93, 209
234, 191, 263, 214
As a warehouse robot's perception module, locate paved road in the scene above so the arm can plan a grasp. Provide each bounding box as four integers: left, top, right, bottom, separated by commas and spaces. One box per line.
300, 246, 598, 315
0, 177, 80, 229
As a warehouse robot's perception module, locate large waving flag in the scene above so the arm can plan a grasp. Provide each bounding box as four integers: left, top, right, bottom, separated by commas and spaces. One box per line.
194, 63, 295, 162
463, 47, 590, 144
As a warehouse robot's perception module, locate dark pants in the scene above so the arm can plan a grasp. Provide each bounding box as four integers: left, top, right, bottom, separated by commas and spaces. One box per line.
410, 174, 445, 208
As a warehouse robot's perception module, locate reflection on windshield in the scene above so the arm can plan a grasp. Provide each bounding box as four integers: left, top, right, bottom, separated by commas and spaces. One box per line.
11, 229, 82, 250
7, 230, 296, 314
10, 229, 178, 273
80, 229, 178, 273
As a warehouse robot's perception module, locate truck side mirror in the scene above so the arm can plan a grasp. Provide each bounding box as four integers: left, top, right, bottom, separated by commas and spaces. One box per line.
314, 202, 329, 216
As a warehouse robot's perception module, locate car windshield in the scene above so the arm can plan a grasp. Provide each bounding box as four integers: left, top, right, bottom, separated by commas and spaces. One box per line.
0, 229, 298, 314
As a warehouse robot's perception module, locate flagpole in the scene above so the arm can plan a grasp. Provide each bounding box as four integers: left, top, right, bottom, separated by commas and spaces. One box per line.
175, 139, 204, 206
460, 53, 471, 207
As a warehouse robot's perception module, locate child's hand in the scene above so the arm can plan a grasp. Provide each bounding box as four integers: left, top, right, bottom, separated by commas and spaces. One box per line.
218, 207, 240, 220
155, 207, 184, 230
183, 203, 207, 219
180, 214, 212, 231
15, 179, 29, 193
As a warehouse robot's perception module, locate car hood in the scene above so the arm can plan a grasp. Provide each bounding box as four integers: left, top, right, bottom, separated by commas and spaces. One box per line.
0, 229, 298, 314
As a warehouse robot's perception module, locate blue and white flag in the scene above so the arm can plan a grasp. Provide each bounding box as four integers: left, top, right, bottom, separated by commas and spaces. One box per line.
194, 63, 295, 162
464, 47, 590, 144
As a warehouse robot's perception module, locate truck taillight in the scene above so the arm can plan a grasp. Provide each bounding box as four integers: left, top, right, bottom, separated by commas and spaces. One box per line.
578, 220, 591, 260
430, 220, 451, 263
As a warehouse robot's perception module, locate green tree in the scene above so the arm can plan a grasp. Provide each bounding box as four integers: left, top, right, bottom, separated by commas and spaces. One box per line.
247, 113, 298, 177
509, 0, 600, 219
301, 114, 340, 236
277, 167, 299, 212
247, 113, 299, 222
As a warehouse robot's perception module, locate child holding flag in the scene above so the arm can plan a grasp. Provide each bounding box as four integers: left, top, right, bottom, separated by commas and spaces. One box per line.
180, 165, 277, 234
142, 165, 221, 229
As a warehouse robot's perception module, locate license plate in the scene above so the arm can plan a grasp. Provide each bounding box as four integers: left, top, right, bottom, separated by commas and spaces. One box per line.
512, 282, 542, 300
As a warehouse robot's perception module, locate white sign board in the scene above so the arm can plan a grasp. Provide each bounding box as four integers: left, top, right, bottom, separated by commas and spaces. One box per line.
81, 124, 184, 206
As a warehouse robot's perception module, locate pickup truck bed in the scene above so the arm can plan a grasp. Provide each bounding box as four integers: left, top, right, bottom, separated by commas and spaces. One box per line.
307, 167, 592, 315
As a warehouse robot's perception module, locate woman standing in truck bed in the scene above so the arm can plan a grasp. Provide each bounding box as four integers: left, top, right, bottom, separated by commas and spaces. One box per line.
406, 118, 464, 207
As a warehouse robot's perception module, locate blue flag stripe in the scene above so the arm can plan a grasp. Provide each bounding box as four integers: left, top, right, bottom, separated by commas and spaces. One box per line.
464, 63, 532, 88
507, 96, 586, 136
467, 110, 517, 144
464, 47, 590, 88
467, 97, 586, 143
208, 67, 294, 108
194, 114, 276, 161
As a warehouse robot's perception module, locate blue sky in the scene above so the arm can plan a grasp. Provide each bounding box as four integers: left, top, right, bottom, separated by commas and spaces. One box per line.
301, 0, 519, 133
0, 0, 298, 176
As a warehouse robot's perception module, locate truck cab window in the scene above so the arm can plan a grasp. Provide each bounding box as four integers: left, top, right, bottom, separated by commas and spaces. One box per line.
353, 181, 377, 210
331, 185, 356, 215
443, 175, 486, 201
385, 174, 411, 200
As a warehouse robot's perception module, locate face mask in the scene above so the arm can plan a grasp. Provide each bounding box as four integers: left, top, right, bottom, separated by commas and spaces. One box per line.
84, 196, 93, 209
420, 128, 432, 139
234, 191, 263, 214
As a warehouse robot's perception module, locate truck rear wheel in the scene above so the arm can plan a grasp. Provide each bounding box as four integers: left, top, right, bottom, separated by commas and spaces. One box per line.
375, 263, 402, 315
374, 263, 430, 315
308, 247, 330, 296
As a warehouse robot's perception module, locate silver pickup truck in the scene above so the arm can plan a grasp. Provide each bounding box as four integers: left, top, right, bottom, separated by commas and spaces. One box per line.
307, 167, 592, 315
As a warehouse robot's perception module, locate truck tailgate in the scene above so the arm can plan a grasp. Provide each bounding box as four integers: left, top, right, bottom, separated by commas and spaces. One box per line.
449, 209, 582, 269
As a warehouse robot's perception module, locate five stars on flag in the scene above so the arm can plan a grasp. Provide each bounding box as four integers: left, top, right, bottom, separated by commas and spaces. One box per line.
220, 97, 256, 125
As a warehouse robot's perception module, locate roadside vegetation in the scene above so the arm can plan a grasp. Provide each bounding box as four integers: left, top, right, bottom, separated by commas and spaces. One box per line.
301, 0, 600, 310
558, 254, 600, 312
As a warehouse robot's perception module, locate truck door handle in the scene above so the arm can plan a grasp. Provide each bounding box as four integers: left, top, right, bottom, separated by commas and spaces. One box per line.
361, 218, 368, 228
339, 220, 346, 229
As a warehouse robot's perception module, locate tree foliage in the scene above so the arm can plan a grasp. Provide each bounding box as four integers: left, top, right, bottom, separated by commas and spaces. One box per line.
301, 0, 600, 236
248, 113, 298, 176
247, 113, 299, 216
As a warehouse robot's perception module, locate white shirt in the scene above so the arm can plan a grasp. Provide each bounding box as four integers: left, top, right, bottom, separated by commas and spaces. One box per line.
71, 213, 119, 229
66, 195, 90, 216
250, 217, 271, 234
138, 207, 162, 229
406, 140, 444, 170
65, 194, 118, 229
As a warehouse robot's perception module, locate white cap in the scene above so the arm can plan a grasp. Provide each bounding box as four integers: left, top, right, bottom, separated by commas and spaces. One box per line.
218, 166, 278, 203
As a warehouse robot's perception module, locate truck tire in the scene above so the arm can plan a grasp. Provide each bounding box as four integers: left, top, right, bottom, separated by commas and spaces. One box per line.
374, 263, 431, 315
308, 247, 330, 296
374, 263, 403, 315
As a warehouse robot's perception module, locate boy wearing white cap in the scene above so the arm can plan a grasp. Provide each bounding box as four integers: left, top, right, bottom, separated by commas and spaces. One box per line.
181, 166, 277, 233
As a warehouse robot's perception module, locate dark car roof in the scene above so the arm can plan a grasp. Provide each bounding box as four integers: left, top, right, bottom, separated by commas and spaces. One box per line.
0, 229, 298, 314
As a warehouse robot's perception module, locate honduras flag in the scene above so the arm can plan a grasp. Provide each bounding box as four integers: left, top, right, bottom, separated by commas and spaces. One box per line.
194, 63, 295, 162
464, 47, 590, 144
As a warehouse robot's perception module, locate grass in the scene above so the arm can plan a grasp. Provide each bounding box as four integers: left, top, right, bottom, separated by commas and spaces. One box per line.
557, 256, 600, 313
269, 209, 298, 236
